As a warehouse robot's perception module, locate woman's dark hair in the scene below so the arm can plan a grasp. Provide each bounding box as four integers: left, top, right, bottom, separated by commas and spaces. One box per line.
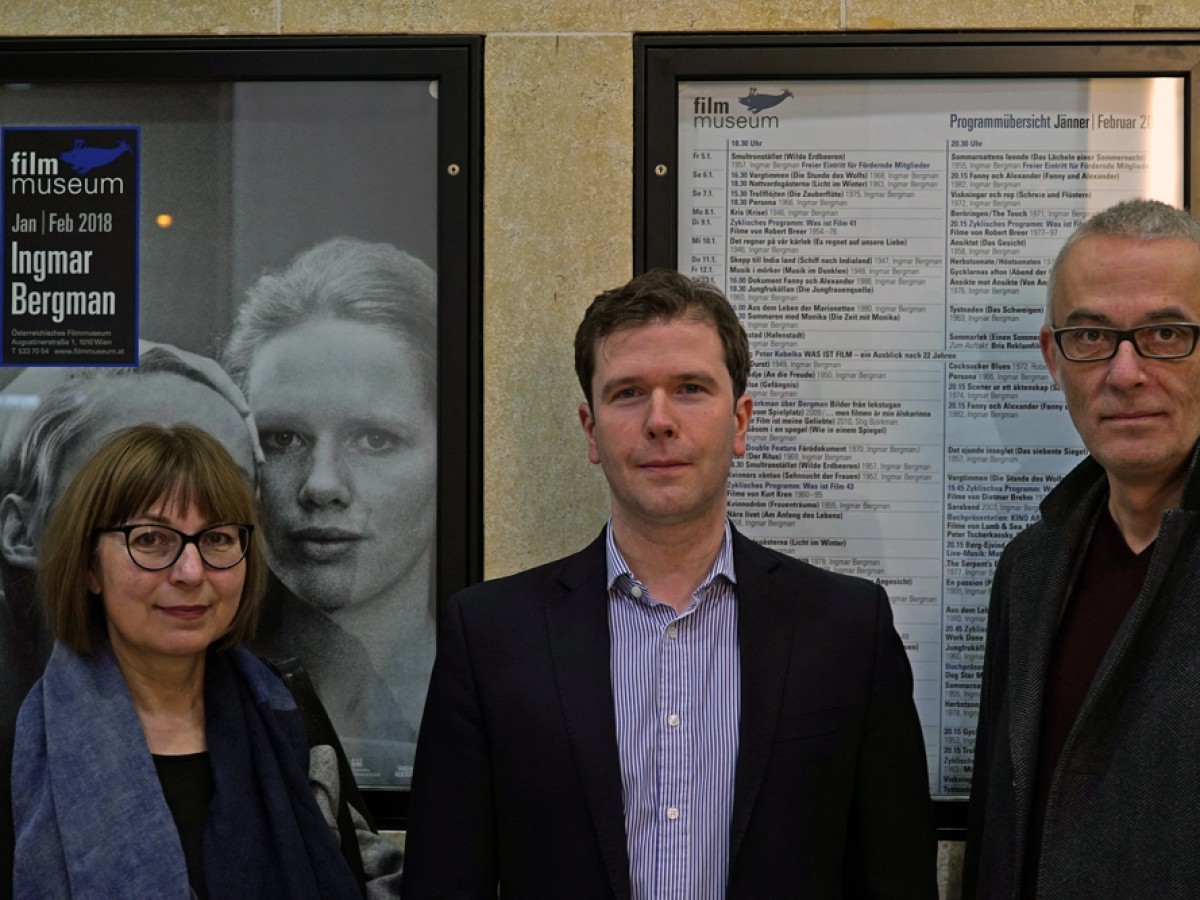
38, 424, 266, 654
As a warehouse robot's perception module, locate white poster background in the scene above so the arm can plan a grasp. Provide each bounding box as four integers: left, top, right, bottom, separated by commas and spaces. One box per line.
677, 77, 1183, 794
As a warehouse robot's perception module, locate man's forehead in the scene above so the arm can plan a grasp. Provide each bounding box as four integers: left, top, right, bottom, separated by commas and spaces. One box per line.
594, 314, 718, 358
1062, 233, 1200, 272
1056, 235, 1200, 312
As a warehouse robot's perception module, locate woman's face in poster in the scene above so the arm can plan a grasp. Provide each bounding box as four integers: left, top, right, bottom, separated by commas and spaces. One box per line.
243, 318, 437, 612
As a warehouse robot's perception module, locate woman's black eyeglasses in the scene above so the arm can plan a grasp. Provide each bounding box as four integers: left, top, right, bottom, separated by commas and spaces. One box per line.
93, 523, 253, 571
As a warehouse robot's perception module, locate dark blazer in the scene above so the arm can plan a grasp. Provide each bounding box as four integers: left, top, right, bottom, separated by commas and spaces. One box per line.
964, 448, 1200, 899
403, 528, 936, 899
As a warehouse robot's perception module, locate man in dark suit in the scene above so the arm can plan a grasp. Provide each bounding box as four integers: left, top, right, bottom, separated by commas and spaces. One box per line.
403, 269, 936, 898
965, 199, 1200, 899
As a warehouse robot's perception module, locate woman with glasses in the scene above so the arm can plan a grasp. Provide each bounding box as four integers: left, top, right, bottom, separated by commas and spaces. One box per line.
10, 424, 382, 898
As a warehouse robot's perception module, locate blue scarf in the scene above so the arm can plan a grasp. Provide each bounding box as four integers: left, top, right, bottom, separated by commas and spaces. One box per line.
12, 642, 362, 899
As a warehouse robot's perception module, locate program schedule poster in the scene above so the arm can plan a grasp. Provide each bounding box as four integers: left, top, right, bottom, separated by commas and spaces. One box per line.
677, 78, 1183, 795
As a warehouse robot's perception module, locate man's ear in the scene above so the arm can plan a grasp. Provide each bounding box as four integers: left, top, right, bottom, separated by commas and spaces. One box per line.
733, 394, 753, 458
1039, 325, 1061, 388
0, 493, 38, 570
579, 401, 601, 465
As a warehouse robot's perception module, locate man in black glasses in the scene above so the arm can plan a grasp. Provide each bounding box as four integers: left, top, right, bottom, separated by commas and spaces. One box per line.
965, 199, 1200, 899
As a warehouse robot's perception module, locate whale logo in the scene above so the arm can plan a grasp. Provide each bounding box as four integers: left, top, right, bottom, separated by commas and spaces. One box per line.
737, 88, 794, 114
58, 139, 133, 175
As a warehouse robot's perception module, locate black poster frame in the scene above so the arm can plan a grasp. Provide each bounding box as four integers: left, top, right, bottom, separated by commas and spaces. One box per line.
636, 30, 1200, 840
0, 35, 484, 829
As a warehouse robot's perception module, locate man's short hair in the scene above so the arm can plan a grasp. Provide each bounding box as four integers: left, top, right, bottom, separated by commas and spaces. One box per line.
38, 423, 267, 655
1046, 199, 1200, 322
574, 269, 751, 407
2, 347, 243, 541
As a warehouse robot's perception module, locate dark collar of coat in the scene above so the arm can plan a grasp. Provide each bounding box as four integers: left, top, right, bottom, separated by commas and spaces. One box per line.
1040, 437, 1200, 526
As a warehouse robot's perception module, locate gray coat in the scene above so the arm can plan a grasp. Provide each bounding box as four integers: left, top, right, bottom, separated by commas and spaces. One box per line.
964, 444, 1200, 899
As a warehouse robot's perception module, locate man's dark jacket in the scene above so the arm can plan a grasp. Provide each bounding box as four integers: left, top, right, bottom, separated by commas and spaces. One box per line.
965, 445, 1200, 898
403, 528, 936, 898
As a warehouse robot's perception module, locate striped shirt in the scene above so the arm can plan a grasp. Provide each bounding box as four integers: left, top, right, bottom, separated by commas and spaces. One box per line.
606, 521, 740, 900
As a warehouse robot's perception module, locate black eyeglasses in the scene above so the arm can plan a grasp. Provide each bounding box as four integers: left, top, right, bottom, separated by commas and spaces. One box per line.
94, 523, 253, 571
1050, 323, 1200, 362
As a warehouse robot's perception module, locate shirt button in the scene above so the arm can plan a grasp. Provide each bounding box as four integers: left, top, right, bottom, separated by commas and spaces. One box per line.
666, 807, 679, 821
630, 585, 643, 599
666, 624, 678, 638
667, 714, 680, 727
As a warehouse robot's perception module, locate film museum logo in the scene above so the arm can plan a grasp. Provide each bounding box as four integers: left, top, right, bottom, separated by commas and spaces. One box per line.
692, 89, 793, 130
9, 138, 132, 197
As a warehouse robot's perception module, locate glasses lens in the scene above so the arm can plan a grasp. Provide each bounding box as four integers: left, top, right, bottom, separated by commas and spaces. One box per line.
1135, 324, 1197, 358
122, 524, 249, 570
1060, 328, 1115, 360
197, 524, 250, 568
126, 525, 183, 569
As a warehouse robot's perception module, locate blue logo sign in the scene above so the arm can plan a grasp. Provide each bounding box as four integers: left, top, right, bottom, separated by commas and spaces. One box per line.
59, 138, 133, 175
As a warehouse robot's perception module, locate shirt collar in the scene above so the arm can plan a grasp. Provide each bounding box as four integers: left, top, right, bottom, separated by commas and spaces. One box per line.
604, 518, 737, 597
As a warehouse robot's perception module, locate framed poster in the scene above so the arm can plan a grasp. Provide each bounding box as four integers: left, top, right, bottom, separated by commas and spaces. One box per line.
0, 36, 483, 831
636, 31, 1199, 836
